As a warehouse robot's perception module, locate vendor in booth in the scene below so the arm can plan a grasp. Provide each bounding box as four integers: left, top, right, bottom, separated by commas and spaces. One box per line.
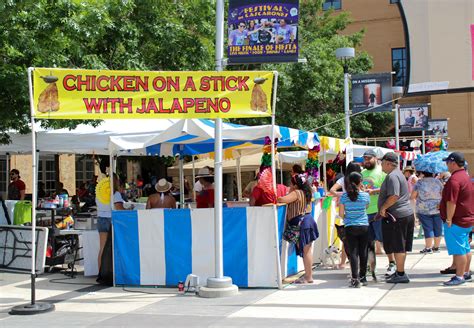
195, 168, 214, 208
146, 178, 177, 209
250, 168, 288, 206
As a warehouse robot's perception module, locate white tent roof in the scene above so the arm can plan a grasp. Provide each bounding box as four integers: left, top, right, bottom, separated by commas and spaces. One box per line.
0, 119, 176, 155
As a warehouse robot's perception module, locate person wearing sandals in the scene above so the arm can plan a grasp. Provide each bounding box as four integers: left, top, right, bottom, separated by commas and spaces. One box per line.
338, 172, 371, 288
278, 174, 319, 284
411, 171, 444, 254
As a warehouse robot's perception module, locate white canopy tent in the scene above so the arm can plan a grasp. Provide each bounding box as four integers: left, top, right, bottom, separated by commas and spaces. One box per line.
0, 119, 177, 155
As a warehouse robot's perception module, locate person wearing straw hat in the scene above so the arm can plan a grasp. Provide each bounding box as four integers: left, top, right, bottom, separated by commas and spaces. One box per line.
195, 167, 215, 208
146, 178, 177, 209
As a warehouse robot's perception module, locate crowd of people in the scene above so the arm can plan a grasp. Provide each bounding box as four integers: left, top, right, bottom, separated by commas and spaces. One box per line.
6, 149, 473, 288
331, 150, 473, 287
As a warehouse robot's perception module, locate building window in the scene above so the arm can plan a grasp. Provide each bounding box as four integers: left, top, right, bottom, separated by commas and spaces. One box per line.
76, 156, 95, 190
392, 47, 407, 87
323, 0, 341, 11
390, 0, 400, 4
38, 156, 56, 196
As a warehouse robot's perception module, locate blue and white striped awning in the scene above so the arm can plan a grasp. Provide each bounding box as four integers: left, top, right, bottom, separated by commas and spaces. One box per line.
109, 119, 318, 157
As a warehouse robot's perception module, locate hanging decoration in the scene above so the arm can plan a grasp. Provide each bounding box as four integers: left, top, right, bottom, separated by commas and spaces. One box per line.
426, 138, 448, 153
259, 136, 277, 176
386, 139, 396, 150
305, 144, 320, 186
325, 151, 345, 182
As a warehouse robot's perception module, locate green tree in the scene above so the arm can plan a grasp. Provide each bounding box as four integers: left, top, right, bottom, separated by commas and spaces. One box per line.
0, 0, 216, 142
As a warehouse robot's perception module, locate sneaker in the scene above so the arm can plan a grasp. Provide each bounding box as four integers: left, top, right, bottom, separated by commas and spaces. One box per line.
440, 267, 456, 275
443, 276, 465, 286
432, 247, 440, 253
360, 276, 368, 286
385, 263, 396, 277
386, 273, 410, 284
420, 248, 433, 254
349, 278, 361, 288
463, 272, 472, 282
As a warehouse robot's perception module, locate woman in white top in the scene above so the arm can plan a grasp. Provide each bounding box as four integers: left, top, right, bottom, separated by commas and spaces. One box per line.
329, 161, 363, 197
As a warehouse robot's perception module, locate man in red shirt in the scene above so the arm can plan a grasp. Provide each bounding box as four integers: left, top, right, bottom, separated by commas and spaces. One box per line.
8, 169, 26, 200
439, 152, 474, 286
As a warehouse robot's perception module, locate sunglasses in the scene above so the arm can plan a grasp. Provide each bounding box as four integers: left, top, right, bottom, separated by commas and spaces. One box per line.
239, 25, 245, 27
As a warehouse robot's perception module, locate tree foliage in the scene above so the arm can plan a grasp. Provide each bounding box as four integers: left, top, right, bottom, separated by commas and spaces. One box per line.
0, 0, 392, 144
0, 0, 216, 142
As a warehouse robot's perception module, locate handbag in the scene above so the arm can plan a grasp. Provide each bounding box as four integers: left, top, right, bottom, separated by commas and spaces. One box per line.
283, 217, 302, 244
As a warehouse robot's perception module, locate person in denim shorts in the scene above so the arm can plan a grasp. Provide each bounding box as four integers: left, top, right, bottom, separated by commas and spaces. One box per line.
96, 174, 126, 271
411, 171, 444, 254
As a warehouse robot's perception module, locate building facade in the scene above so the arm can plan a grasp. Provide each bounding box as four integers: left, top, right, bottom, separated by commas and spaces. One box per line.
326, 0, 474, 172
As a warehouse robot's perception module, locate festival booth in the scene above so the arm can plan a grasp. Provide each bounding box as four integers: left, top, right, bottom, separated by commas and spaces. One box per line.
0, 120, 179, 276
108, 118, 320, 288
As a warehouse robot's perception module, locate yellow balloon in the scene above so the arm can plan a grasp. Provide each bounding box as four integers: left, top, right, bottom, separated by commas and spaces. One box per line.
96, 178, 111, 205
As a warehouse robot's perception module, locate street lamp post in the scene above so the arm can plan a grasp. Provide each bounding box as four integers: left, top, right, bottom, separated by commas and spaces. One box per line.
336, 47, 355, 139
392, 86, 404, 152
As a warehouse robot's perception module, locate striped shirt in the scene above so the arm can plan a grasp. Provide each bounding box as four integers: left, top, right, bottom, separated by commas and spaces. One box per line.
340, 192, 370, 226
286, 190, 307, 221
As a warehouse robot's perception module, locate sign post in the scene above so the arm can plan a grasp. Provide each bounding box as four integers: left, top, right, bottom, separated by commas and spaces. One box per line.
10, 69, 55, 315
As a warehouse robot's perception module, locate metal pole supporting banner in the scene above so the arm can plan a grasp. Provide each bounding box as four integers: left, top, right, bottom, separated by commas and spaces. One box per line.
394, 103, 400, 151
343, 67, 351, 139
214, 0, 224, 280
271, 72, 279, 194
199, 0, 237, 298
10, 68, 54, 315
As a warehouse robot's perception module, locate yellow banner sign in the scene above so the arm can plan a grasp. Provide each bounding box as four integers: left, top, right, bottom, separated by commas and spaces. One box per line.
32, 68, 275, 119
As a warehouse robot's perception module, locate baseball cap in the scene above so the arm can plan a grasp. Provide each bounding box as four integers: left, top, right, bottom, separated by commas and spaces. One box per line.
363, 149, 377, 158
443, 152, 465, 165
381, 152, 399, 164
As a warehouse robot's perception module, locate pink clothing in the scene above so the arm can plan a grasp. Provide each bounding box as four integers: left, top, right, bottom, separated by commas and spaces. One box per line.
407, 175, 417, 194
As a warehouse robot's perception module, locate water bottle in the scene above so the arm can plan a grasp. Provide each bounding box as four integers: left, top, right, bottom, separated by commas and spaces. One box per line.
58, 195, 64, 207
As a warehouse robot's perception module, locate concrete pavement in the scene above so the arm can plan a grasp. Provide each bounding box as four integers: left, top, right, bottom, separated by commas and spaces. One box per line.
0, 238, 472, 327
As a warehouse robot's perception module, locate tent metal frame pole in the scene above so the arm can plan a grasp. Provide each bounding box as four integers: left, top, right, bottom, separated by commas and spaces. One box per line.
280, 160, 283, 185
323, 150, 327, 192
422, 130, 426, 155
109, 153, 114, 211
179, 145, 185, 207
236, 157, 242, 201
192, 156, 196, 202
